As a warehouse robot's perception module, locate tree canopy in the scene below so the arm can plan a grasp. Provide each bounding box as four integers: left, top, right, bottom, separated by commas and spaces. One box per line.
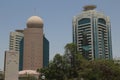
37, 43, 120, 80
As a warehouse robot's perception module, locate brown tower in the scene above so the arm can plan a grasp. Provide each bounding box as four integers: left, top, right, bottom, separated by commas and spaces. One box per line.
23, 16, 44, 70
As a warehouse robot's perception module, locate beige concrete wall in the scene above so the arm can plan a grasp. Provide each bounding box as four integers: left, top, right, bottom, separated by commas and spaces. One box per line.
23, 28, 43, 70
4, 50, 19, 80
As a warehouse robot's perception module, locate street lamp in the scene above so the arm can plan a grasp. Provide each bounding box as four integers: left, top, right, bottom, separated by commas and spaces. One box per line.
41, 74, 45, 80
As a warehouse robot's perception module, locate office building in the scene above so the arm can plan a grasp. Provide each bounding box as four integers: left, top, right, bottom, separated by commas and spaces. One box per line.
23, 16, 49, 70
8, 16, 49, 71
9, 30, 24, 70
73, 5, 112, 60
114, 57, 120, 64
4, 50, 19, 80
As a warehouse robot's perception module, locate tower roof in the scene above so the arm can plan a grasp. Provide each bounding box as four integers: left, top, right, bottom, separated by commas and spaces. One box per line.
27, 16, 43, 28
83, 5, 96, 11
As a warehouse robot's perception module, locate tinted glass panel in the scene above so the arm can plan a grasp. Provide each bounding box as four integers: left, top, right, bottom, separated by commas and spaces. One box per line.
78, 18, 90, 25
98, 18, 106, 25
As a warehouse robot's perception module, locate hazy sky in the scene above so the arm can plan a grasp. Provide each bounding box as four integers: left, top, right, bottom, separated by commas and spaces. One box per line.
0, 0, 120, 70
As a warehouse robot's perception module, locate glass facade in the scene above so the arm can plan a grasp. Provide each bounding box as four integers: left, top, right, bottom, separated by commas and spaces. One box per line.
98, 18, 106, 25
78, 18, 91, 25
43, 36, 49, 67
73, 9, 112, 60
19, 38, 24, 70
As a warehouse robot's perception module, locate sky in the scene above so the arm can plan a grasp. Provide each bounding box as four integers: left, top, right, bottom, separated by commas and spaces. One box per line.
0, 0, 120, 70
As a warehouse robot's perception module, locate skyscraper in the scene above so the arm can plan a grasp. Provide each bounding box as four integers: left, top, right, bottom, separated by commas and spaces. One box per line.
9, 31, 24, 51
9, 30, 24, 70
73, 5, 112, 60
9, 16, 49, 71
23, 16, 49, 70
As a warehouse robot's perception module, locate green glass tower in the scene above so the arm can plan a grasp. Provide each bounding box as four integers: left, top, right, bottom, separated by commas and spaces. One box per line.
43, 36, 49, 67
73, 5, 112, 60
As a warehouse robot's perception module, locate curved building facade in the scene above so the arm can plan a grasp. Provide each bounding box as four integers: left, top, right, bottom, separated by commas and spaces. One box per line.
73, 5, 112, 60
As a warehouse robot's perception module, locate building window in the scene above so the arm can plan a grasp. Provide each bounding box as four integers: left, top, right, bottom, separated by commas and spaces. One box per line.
78, 18, 90, 25
98, 18, 106, 25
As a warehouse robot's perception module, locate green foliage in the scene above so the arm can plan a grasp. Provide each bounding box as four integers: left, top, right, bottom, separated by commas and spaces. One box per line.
38, 43, 120, 80
85, 60, 120, 80
19, 75, 37, 80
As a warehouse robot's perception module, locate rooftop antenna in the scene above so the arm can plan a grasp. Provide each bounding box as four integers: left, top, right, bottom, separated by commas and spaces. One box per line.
34, 8, 37, 15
